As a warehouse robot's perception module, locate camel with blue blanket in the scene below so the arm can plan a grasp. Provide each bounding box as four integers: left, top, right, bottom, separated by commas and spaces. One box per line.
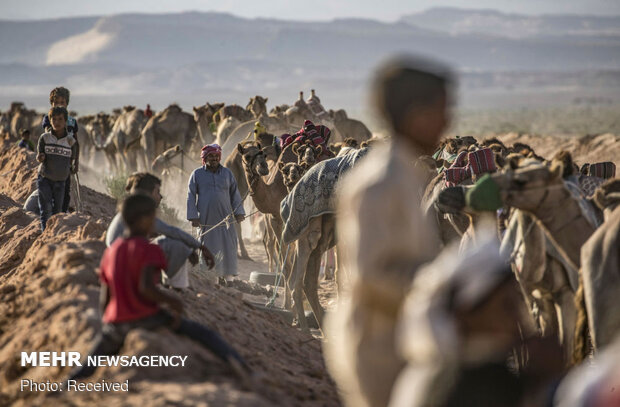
280, 148, 370, 332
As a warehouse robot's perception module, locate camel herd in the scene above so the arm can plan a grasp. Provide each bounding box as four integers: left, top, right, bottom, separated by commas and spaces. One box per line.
0, 90, 372, 177
422, 137, 618, 366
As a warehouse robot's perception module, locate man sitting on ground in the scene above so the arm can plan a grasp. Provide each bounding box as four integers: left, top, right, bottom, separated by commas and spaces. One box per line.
106, 172, 214, 287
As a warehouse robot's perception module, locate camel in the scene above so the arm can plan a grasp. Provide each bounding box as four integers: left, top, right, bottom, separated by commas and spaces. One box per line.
238, 142, 284, 266
215, 116, 242, 146
246, 95, 269, 118
10, 105, 41, 140
214, 103, 253, 126
219, 98, 296, 160
269, 104, 289, 121
285, 91, 319, 127
75, 114, 102, 166
282, 148, 370, 332
87, 116, 119, 173
191, 104, 218, 146
292, 141, 324, 169
329, 109, 372, 143
579, 179, 620, 352
108, 106, 149, 172
142, 104, 198, 169
288, 214, 337, 332
422, 171, 467, 245
501, 208, 581, 363
440, 158, 600, 364
223, 136, 281, 261
237, 141, 322, 310
278, 162, 306, 192
150, 145, 195, 177
0, 111, 10, 137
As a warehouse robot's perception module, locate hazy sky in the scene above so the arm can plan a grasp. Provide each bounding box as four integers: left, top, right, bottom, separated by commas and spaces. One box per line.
2, 0, 619, 21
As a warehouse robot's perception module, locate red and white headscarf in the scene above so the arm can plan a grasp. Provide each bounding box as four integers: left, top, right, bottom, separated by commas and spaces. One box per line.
201, 143, 222, 165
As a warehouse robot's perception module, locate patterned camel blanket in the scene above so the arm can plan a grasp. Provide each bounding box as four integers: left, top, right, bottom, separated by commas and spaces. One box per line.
280, 148, 369, 244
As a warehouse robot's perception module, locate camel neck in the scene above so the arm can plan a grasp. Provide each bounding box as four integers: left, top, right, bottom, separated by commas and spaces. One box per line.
244, 165, 281, 216
529, 184, 595, 269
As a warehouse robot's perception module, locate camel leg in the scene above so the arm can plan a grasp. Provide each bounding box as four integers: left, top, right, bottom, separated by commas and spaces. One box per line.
283, 243, 294, 310
304, 216, 336, 329
289, 241, 307, 331
262, 225, 274, 273
268, 216, 294, 309
290, 218, 322, 332
532, 290, 559, 338
264, 215, 277, 273
235, 222, 252, 260
127, 149, 138, 173
118, 149, 131, 174
323, 248, 335, 281
555, 288, 577, 364
335, 246, 346, 298
304, 245, 326, 330
137, 147, 149, 172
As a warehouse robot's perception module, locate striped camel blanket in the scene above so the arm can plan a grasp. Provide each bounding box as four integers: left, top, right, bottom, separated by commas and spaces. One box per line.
280, 148, 369, 244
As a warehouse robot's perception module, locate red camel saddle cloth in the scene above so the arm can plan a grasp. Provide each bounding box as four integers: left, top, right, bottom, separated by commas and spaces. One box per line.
468, 148, 496, 175
588, 162, 616, 179
444, 167, 471, 187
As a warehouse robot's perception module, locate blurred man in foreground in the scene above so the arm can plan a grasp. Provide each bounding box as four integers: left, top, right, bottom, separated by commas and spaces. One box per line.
325, 56, 450, 407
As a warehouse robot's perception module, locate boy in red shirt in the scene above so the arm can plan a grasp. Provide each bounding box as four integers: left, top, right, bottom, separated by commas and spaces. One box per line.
70, 193, 248, 380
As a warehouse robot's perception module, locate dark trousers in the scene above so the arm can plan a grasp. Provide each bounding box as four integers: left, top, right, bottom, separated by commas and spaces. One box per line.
62, 176, 71, 213
69, 310, 246, 380
37, 175, 65, 231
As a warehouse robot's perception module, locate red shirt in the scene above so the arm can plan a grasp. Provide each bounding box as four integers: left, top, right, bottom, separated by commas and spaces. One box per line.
99, 236, 167, 323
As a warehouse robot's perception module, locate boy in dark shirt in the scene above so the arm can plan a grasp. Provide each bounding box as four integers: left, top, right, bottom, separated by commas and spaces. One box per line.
42, 86, 79, 213
17, 129, 35, 151
36, 106, 78, 230
69, 194, 249, 380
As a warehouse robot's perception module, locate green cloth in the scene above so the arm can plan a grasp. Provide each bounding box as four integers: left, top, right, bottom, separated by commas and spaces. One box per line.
466, 174, 503, 211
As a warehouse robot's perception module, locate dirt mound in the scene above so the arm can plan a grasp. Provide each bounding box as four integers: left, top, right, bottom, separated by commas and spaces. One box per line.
0, 193, 339, 406
498, 133, 620, 165
0, 143, 117, 221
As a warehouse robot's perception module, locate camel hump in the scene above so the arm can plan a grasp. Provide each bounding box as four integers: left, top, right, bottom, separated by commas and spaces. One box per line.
164, 104, 182, 114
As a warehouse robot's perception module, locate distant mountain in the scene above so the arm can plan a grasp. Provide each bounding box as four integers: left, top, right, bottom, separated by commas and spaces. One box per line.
399, 7, 620, 38
0, 10, 619, 113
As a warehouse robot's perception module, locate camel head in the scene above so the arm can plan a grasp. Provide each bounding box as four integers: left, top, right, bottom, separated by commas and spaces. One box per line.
238, 142, 269, 177
292, 141, 322, 168
247, 96, 268, 118
192, 105, 208, 122
151, 145, 183, 175
278, 162, 305, 191
489, 159, 565, 212
205, 103, 224, 123
89, 116, 112, 147
593, 179, 620, 218
307, 89, 321, 104
293, 92, 307, 108
332, 109, 348, 122
10, 102, 24, 114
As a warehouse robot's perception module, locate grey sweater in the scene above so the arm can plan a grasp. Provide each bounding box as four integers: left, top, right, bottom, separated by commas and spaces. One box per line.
37, 131, 77, 181
105, 212, 201, 249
